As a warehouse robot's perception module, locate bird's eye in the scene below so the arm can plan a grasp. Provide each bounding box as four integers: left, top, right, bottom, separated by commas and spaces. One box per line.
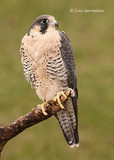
41, 19, 48, 24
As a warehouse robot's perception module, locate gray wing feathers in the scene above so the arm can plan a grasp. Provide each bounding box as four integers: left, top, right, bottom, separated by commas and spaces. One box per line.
55, 31, 79, 146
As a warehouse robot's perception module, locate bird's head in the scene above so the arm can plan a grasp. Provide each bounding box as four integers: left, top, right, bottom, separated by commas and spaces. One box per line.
28, 15, 58, 35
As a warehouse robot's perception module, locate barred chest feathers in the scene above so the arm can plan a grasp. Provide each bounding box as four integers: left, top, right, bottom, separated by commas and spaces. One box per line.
20, 28, 68, 101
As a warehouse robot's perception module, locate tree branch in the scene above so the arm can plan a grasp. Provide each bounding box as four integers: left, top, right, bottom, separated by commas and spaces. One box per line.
0, 90, 71, 158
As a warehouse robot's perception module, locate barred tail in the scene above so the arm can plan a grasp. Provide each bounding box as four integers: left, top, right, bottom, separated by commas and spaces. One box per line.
55, 97, 79, 148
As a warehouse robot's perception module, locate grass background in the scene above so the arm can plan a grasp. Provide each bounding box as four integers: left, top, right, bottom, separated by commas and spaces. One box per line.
0, 0, 114, 159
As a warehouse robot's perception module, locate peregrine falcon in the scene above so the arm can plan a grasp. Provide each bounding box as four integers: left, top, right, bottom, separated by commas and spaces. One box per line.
20, 15, 79, 148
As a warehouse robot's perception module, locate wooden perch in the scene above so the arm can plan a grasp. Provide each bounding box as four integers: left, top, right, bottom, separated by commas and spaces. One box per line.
0, 90, 71, 158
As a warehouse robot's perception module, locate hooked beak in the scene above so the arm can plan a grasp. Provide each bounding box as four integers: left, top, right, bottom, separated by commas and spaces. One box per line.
50, 19, 58, 28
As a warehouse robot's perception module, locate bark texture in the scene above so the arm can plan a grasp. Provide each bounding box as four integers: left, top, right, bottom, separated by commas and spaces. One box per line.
0, 91, 70, 158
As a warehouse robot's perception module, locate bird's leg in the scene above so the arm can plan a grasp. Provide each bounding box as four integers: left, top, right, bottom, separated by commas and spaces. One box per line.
37, 100, 49, 116
54, 91, 67, 109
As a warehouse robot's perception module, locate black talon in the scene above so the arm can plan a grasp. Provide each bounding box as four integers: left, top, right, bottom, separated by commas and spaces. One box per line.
47, 101, 51, 105
53, 100, 57, 106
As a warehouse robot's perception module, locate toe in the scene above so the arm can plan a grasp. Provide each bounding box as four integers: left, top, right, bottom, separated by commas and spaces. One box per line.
42, 102, 48, 116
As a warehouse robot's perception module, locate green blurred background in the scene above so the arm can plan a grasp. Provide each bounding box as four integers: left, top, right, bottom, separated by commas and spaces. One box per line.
0, 0, 114, 159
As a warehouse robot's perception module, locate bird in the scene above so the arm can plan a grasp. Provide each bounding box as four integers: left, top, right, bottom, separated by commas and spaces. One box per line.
20, 15, 79, 148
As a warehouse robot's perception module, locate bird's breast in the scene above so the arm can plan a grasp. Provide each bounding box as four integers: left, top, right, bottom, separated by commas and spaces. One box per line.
21, 29, 68, 101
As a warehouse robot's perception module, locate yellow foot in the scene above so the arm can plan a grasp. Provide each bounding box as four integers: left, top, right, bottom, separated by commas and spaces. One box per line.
54, 91, 67, 109
37, 102, 48, 116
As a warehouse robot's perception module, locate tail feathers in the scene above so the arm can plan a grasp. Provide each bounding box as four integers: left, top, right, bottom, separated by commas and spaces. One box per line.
55, 110, 79, 147
70, 131, 79, 148
65, 96, 79, 147
69, 130, 79, 148
70, 143, 79, 148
